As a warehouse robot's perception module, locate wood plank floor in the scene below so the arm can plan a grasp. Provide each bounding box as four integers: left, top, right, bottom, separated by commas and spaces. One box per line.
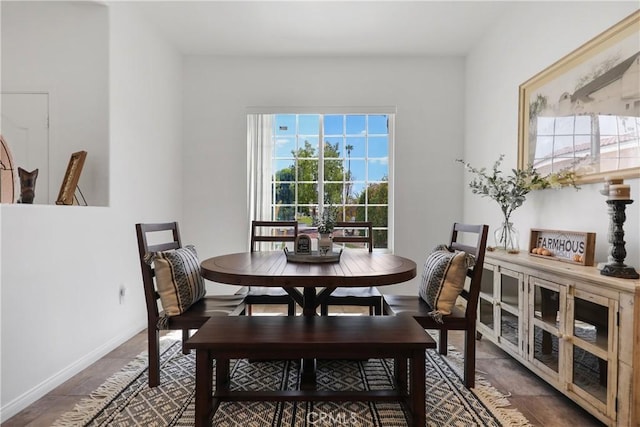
3, 305, 603, 426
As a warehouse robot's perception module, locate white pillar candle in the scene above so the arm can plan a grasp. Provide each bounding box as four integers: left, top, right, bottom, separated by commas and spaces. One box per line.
609, 184, 631, 200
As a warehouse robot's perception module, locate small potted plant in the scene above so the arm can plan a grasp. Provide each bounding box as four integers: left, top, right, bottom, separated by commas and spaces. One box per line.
314, 205, 338, 255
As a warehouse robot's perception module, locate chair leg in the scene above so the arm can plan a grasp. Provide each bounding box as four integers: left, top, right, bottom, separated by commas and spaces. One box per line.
182, 329, 191, 354
374, 299, 382, 315
464, 327, 477, 389
148, 327, 160, 387
288, 301, 296, 316
439, 329, 448, 355
320, 303, 329, 316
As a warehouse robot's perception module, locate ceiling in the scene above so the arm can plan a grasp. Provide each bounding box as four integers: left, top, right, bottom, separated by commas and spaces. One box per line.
130, 1, 515, 56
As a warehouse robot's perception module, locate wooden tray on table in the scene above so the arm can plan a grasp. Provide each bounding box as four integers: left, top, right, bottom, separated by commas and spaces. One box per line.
284, 247, 343, 264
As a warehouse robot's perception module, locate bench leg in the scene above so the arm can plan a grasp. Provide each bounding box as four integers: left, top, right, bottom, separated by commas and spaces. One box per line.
410, 350, 426, 427
394, 357, 408, 395
301, 358, 317, 390
194, 350, 213, 427
216, 358, 231, 392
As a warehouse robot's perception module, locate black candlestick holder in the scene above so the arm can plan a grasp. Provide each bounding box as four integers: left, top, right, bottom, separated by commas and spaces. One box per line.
601, 199, 639, 279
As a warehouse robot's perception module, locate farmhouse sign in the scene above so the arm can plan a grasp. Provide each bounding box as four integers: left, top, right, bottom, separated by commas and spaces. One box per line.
529, 228, 596, 266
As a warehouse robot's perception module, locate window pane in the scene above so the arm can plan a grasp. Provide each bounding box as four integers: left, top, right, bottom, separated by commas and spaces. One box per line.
368, 159, 389, 181
334, 205, 346, 221
346, 115, 365, 135
275, 205, 295, 221
324, 183, 344, 205
553, 136, 574, 157
368, 206, 387, 227
344, 205, 359, 221
324, 115, 343, 135
555, 116, 575, 135
348, 183, 366, 202
367, 182, 387, 204
296, 140, 318, 158
347, 159, 366, 182
297, 183, 317, 204
274, 136, 296, 157
297, 159, 318, 181
574, 135, 591, 155
368, 115, 388, 134
575, 115, 592, 134
273, 160, 295, 181
298, 114, 319, 135
324, 159, 344, 181
345, 137, 365, 157
275, 183, 294, 204
373, 229, 388, 249
368, 136, 389, 157
300, 137, 319, 152
325, 136, 343, 157
324, 140, 341, 158
599, 115, 618, 135
275, 115, 295, 135
537, 117, 555, 135
534, 135, 554, 159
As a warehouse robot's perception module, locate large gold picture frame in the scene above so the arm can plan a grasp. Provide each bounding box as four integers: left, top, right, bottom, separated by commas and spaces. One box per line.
518, 11, 640, 184
56, 150, 87, 205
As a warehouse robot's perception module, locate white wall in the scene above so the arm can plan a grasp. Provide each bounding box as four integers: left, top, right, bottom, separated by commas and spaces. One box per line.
182, 56, 466, 294
1, 1, 109, 206
464, 2, 639, 266
0, 3, 183, 420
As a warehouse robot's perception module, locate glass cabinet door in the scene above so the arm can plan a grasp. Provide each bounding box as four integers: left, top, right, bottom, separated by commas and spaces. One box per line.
477, 264, 496, 338
567, 288, 617, 418
497, 267, 523, 354
529, 277, 566, 382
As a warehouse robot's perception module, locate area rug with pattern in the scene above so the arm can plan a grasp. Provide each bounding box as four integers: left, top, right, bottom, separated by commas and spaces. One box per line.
54, 333, 531, 426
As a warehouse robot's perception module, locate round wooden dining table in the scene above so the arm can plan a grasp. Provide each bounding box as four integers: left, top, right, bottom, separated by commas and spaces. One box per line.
200, 249, 417, 317
200, 249, 417, 386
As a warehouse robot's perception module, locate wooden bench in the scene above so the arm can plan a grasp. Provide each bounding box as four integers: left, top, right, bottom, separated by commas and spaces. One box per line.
184, 315, 435, 427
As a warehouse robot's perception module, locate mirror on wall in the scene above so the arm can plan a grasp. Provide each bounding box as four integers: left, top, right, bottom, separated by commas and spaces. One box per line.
0, 1, 109, 206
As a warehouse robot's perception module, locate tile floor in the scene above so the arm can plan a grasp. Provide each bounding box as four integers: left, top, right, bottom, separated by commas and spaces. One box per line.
3, 305, 603, 426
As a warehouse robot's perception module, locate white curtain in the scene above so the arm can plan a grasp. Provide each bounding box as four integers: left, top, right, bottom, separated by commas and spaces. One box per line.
247, 114, 273, 223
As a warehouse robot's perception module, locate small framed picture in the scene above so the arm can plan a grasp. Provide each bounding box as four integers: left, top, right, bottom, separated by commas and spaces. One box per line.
56, 150, 87, 205
295, 235, 311, 254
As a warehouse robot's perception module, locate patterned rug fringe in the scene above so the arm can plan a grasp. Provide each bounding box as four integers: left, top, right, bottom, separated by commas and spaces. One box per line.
439, 343, 533, 427
52, 336, 177, 427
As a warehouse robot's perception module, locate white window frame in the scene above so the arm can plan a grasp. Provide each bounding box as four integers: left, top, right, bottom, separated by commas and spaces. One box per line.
247, 107, 396, 252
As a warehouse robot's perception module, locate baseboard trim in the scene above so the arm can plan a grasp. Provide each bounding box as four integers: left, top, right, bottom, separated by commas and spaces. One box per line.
0, 322, 146, 422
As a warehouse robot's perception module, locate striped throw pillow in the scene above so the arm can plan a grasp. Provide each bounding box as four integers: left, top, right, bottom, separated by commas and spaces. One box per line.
147, 245, 206, 317
418, 244, 475, 323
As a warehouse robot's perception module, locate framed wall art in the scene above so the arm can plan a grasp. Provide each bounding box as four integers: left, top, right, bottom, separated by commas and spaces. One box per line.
56, 150, 87, 205
518, 11, 640, 184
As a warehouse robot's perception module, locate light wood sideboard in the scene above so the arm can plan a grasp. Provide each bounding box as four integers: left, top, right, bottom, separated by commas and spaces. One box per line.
477, 251, 639, 426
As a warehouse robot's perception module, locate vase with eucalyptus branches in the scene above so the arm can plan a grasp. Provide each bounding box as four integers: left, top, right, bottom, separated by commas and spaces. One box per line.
457, 155, 579, 253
